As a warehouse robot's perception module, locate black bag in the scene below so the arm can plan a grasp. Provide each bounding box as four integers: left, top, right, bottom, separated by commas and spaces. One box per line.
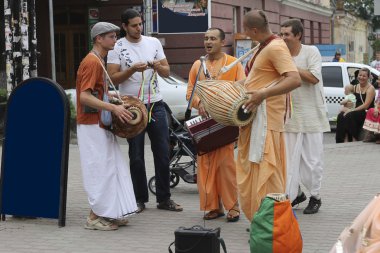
168, 225, 227, 253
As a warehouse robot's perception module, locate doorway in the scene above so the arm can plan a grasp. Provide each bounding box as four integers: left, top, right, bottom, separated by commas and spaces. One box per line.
55, 27, 87, 89
54, 9, 88, 89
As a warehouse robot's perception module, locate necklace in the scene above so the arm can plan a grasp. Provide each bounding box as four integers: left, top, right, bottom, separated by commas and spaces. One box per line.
358, 83, 369, 93
357, 83, 369, 104
205, 54, 227, 79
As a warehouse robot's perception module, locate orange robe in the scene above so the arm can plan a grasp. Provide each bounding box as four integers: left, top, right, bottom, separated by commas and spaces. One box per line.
186, 53, 245, 211
237, 39, 298, 221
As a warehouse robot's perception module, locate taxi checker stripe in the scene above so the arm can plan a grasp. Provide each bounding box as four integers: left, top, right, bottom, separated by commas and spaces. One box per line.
325, 96, 344, 103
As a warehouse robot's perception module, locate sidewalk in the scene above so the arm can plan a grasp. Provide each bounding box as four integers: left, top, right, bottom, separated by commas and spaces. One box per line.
0, 139, 379, 253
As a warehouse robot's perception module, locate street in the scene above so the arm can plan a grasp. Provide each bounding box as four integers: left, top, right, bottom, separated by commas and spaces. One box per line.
0, 132, 379, 253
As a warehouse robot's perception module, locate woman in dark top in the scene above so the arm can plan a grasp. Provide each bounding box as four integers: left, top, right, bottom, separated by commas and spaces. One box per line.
336, 68, 376, 143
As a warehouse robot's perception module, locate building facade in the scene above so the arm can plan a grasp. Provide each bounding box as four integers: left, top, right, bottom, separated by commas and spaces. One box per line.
2, 0, 333, 90
333, 10, 373, 64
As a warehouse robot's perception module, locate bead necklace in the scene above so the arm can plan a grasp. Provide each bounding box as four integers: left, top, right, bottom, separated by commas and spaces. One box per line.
206, 53, 227, 80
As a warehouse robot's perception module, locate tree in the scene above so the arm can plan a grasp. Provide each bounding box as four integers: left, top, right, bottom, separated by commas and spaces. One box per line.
334, 0, 380, 29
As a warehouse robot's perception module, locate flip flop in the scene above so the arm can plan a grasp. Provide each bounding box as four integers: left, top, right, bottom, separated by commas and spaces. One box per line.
203, 210, 225, 220
157, 199, 183, 212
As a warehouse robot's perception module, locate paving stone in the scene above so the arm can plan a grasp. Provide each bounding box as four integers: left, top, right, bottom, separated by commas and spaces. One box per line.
0, 133, 379, 252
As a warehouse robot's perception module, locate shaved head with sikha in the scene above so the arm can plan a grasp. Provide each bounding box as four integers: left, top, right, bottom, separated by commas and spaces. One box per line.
244, 10, 270, 32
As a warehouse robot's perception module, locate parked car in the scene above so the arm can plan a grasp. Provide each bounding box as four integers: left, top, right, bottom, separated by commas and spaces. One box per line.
65, 73, 196, 121
321, 62, 379, 126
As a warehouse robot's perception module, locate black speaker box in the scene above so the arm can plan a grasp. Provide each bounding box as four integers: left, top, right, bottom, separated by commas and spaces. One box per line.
173, 226, 225, 253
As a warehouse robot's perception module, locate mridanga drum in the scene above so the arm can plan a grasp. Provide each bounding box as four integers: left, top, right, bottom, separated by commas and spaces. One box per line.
110, 95, 148, 138
195, 80, 255, 126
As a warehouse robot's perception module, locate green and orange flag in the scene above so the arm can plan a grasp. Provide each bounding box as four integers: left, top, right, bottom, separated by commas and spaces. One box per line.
250, 196, 303, 253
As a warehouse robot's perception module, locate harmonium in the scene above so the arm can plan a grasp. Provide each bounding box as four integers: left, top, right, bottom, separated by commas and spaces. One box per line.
185, 116, 239, 155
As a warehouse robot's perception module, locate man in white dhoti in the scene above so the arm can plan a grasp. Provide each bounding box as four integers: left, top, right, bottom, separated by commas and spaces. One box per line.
76, 22, 138, 230
280, 19, 330, 214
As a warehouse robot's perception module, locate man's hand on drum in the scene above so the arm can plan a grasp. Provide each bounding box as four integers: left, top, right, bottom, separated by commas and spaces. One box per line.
198, 101, 208, 117
112, 104, 133, 124
132, 62, 148, 73
243, 89, 267, 113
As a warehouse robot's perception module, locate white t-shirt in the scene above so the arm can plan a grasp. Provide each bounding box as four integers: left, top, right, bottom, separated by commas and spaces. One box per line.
284, 45, 330, 133
371, 60, 380, 71
107, 36, 166, 104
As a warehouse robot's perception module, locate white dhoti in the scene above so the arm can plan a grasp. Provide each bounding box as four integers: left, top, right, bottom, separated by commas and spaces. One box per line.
285, 132, 324, 202
77, 124, 137, 219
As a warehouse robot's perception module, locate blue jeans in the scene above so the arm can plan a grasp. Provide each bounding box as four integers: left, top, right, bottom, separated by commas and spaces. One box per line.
127, 100, 171, 203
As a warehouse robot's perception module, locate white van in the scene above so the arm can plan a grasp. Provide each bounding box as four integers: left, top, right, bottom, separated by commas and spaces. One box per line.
321, 62, 379, 126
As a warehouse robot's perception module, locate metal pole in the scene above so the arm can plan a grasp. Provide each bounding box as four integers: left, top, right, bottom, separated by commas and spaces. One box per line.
48, 0, 56, 81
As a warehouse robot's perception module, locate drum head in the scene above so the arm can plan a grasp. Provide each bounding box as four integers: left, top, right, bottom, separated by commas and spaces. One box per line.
232, 99, 256, 126
127, 107, 142, 126
237, 105, 252, 122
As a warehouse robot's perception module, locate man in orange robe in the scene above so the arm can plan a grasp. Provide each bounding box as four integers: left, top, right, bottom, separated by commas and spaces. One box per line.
186, 28, 245, 222
237, 10, 301, 221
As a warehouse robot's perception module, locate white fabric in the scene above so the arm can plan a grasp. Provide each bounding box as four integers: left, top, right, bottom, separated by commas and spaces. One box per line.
284, 45, 330, 133
249, 100, 267, 164
77, 124, 137, 219
107, 36, 165, 103
285, 132, 324, 202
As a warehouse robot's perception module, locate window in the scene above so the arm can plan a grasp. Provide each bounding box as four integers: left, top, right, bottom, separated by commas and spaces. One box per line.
310, 21, 314, 44
349, 41, 354, 52
321, 66, 343, 88
347, 67, 360, 84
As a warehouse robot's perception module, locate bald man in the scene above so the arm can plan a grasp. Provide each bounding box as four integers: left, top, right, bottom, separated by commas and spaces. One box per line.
236, 10, 301, 221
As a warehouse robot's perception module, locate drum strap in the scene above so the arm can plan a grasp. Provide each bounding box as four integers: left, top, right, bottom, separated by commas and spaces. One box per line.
90, 52, 122, 102
244, 34, 279, 75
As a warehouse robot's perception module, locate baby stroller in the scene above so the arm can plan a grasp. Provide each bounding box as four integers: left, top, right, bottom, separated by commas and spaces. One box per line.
148, 103, 197, 195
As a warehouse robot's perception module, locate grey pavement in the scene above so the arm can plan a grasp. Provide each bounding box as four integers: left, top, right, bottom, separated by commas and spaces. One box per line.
0, 132, 380, 253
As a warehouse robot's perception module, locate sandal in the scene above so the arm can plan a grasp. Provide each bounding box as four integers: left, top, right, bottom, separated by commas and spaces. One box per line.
157, 199, 183, 212
227, 209, 240, 222
106, 217, 129, 226
84, 217, 118, 231
203, 210, 225, 220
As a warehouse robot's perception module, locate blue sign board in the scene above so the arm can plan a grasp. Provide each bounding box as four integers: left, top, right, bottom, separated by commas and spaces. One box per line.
0, 78, 70, 227
157, 0, 210, 34
315, 44, 346, 62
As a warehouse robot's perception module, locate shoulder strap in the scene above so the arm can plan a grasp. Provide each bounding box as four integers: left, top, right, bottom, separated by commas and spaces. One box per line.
245, 34, 279, 74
